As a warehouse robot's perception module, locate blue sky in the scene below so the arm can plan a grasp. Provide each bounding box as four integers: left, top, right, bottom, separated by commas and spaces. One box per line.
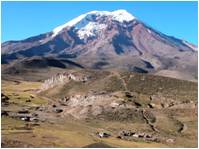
1, 1, 198, 45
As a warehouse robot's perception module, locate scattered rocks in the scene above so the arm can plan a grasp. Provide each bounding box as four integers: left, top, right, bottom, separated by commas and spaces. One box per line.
144, 134, 152, 138
35, 106, 46, 112
2, 93, 9, 106
125, 92, 133, 98
21, 116, 31, 121
117, 130, 159, 142
118, 130, 135, 137
125, 92, 137, 100
61, 96, 70, 102
58, 97, 70, 106
1, 110, 9, 116
1, 139, 33, 148
20, 115, 40, 122
9, 110, 39, 122
54, 108, 63, 113
26, 99, 31, 102
148, 103, 154, 108
149, 94, 180, 109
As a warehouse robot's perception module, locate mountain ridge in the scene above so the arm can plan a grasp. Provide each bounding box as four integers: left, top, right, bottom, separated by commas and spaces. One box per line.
1, 10, 198, 81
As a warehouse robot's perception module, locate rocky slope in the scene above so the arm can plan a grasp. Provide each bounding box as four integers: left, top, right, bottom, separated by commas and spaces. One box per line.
39, 69, 197, 119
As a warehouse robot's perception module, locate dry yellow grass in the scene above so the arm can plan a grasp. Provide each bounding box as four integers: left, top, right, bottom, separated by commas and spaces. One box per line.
1, 71, 198, 148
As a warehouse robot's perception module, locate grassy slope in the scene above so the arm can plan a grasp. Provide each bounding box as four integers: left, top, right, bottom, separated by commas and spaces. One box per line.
40, 70, 197, 102
1, 69, 198, 147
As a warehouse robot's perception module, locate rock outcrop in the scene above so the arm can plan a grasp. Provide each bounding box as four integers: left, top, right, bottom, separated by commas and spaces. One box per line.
41, 72, 90, 90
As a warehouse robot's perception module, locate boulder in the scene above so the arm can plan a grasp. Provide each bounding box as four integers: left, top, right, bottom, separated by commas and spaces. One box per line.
138, 133, 145, 138
52, 104, 57, 108
20, 116, 31, 121
125, 92, 133, 98
132, 134, 139, 138
54, 108, 63, 113
97, 132, 111, 138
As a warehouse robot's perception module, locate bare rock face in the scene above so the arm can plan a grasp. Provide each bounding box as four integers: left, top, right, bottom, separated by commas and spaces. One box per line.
1, 10, 197, 81
40, 71, 90, 91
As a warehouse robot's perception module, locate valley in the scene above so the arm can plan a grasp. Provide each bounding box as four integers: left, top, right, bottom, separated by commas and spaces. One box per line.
1, 9, 198, 148
1, 69, 198, 147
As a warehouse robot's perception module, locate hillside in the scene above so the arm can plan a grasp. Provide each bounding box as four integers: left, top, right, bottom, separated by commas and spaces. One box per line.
2, 69, 197, 147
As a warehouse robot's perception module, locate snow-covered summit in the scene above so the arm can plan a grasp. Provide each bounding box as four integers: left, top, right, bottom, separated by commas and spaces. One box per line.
52, 9, 136, 37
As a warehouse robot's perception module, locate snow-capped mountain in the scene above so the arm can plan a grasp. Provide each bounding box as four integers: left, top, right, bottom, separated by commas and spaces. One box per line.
1, 10, 198, 81
52, 10, 135, 38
